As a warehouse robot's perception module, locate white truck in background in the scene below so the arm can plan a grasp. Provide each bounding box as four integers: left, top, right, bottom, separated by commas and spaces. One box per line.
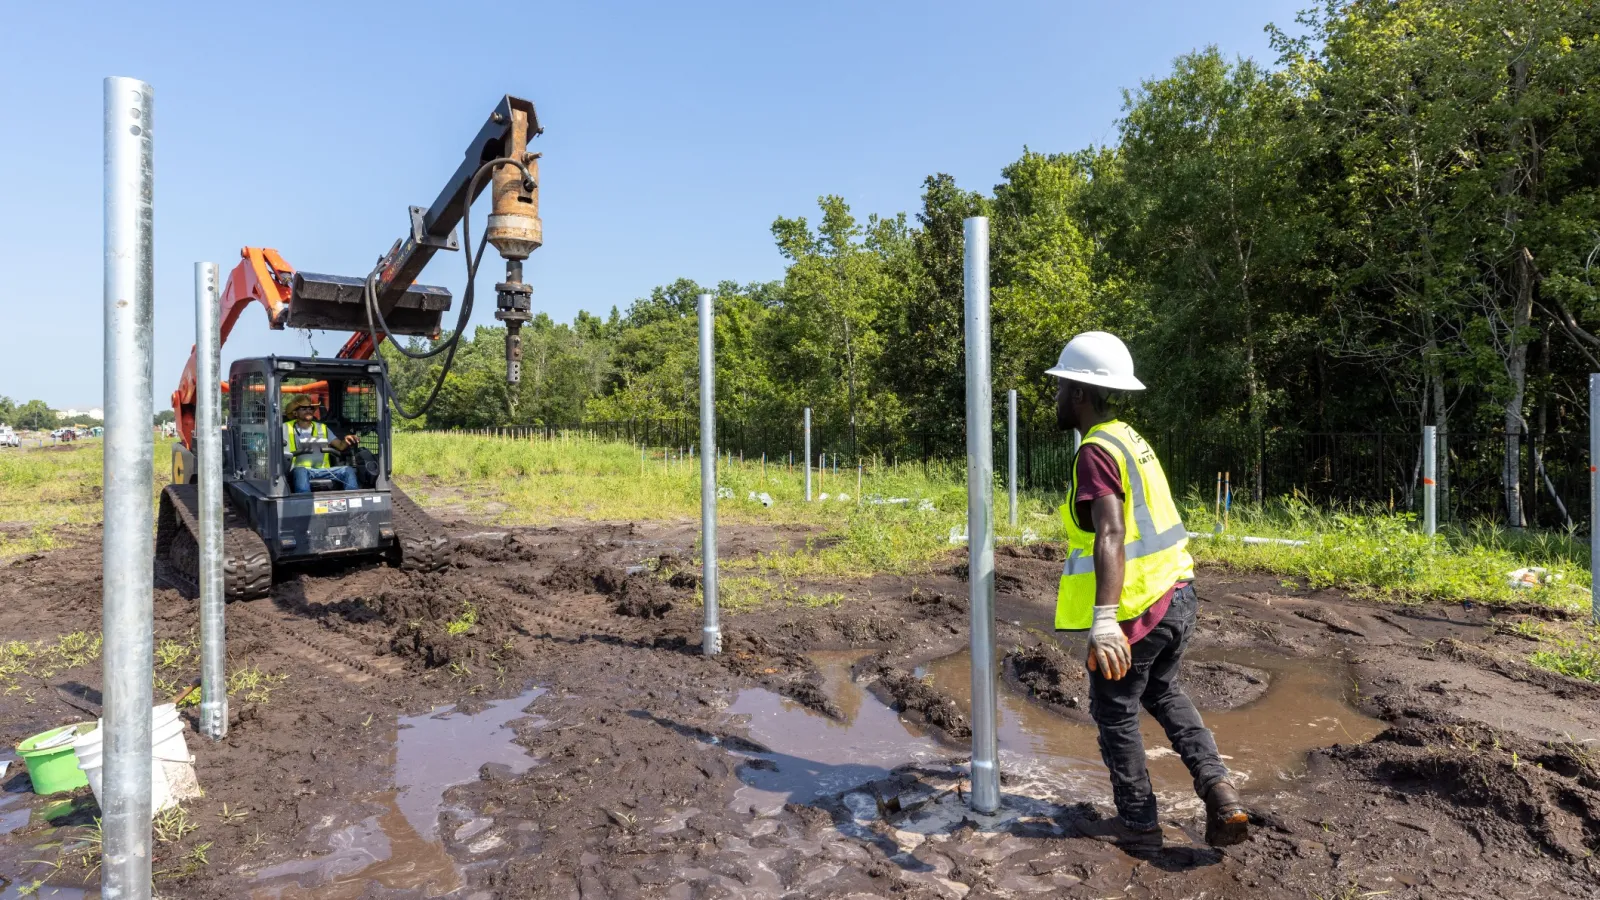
0, 425, 18, 448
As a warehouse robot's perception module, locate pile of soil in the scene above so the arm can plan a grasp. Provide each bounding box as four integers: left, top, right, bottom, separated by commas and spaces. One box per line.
861, 652, 973, 741
1006, 643, 1089, 715
1326, 707, 1600, 862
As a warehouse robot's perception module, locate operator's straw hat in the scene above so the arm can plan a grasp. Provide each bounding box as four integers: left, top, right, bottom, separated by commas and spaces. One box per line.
282, 395, 319, 418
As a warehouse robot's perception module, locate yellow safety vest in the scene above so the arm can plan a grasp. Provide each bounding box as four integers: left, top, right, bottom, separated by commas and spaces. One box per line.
284, 421, 331, 469
1056, 420, 1194, 630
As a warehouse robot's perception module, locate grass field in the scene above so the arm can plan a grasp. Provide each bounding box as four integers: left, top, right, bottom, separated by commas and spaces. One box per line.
2, 432, 1590, 616
1, 440, 113, 556
392, 432, 1592, 612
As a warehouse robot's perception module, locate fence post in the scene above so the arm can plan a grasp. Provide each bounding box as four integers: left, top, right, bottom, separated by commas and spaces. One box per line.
963, 215, 1000, 816
1591, 374, 1598, 625
699, 294, 720, 655
102, 74, 156, 900
804, 408, 812, 501
196, 262, 227, 741
1007, 389, 1018, 527
1423, 426, 1437, 537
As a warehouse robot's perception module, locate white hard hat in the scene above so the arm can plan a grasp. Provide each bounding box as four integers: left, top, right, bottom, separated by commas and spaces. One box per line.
1045, 331, 1145, 391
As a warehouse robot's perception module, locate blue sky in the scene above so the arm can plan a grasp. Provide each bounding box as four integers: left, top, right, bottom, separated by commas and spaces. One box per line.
0, 0, 1305, 408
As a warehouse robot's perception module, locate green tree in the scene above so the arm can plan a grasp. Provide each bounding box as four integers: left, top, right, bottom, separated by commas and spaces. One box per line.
991, 151, 1108, 429
881, 175, 985, 453
1086, 48, 1314, 499
15, 400, 56, 431
771, 196, 907, 453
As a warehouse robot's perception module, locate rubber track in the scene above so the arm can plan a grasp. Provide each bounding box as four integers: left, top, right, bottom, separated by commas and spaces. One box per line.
388, 485, 455, 572
229, 601, 400, 683
156, 484, 273, 601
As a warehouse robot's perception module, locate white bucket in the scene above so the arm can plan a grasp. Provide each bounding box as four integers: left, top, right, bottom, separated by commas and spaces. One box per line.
72, 703, 201, 813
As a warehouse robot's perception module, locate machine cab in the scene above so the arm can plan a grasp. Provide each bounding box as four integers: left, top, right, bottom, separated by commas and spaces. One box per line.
226, 356, 392, 499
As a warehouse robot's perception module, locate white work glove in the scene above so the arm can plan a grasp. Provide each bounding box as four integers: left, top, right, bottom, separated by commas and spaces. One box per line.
1086, 605, 1132, 681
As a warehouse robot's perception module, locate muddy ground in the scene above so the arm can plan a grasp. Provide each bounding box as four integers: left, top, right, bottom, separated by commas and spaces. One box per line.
2, 513, 1600, 899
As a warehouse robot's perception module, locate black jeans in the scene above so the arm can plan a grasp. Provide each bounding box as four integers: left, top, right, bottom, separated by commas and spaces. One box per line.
1087, 584, 1229, 829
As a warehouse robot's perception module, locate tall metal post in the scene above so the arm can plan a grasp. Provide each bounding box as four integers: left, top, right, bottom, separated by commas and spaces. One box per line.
195, 262, 227, 740
1422, 425, 1437, 538
102, 75, 155, 900
804, 407, 812, 502
963, 216, 999, 814
1007, 389, 1018, 528
699, 294, 721, 655
1591, 375, 1599, 625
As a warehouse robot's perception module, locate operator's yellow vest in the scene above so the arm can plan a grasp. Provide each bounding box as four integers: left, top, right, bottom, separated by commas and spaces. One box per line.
1056, 421, 1193, 630
283, 421, 331, 468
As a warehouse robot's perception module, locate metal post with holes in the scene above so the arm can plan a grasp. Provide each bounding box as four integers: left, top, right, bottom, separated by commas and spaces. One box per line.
804, 408, 812, 502
1591, 375, 1599, 625
1422, 425, 1437, 538
103, 75, 155, 900
963, 216, 1000, 815
196, 262, 227, 740
699, 294, 721, 654
1007, 389, 1018, 528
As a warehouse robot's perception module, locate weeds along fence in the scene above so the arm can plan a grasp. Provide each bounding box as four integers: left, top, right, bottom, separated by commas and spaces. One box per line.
423, 421, 1590, 529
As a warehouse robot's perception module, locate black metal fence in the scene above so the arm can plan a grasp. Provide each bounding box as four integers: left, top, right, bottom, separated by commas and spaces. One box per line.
424, 420, 1590, 530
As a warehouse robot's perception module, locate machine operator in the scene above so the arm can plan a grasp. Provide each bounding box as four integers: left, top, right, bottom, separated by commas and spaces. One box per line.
1048, 331, 1250, 850
282, 395, 361, 493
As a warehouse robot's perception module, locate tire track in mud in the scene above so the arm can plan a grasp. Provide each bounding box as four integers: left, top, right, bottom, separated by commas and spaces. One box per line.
231, 599, 404, 684
485, 581, 640, 644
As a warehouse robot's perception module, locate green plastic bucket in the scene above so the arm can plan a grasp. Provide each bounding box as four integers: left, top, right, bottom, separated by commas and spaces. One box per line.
16, 723, 93, 795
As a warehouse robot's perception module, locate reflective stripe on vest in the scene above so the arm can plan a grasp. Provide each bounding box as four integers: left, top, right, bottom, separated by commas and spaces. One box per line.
284, 421, 330, 468
1055, 422, 1193, 630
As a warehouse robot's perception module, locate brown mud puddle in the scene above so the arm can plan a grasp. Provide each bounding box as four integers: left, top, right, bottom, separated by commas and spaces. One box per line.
726, 647, 1383, 820
727, 651, 952, 814
250, 688, 542, 899
929, 647, 1385, 796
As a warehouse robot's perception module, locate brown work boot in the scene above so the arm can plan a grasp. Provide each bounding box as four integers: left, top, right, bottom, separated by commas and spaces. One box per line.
1204, 781, 1249, 846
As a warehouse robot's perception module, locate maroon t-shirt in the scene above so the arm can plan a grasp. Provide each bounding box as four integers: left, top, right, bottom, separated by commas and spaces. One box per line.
1074, 442, 1181, 643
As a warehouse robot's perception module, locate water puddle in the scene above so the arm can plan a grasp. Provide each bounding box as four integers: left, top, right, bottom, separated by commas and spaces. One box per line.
725, 647, 1383, 815
0, 789, 29, 837
393, 689, 545, 841
925, 647, 1384, 796
252, 687, 543, 898
0, 884, 89, 900
727, 652, 950, 814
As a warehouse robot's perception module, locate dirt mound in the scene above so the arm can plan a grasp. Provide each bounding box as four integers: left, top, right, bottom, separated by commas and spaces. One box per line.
1004, 645, 1089, 717
860, 654, 971, 742
902, 587, 966, 616
454, 531, 537, 563
1185, 660, 1270, 709
543, 561, 621, 595
717, 633, 840, 718
356, 573, 523, 669
1326, 707, 1600, 862
999, 542, 1064, 561
613, 575, 675, 619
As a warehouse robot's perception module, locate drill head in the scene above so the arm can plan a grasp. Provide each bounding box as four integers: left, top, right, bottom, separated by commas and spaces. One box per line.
495, 259, 532, 387
505, 325, 524, 386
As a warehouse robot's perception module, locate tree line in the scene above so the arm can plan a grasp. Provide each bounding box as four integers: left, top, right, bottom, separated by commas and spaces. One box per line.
383, 0, 1600, 524
0, 397, 72, 431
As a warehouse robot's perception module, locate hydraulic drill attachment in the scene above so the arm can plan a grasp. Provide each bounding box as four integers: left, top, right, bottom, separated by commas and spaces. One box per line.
486, 104, 543, 390
349, 95, 543, 397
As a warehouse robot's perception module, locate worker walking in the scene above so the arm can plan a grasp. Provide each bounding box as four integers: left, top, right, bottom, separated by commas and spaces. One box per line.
1048, 331, 1249, 849
282, 396, 361, 493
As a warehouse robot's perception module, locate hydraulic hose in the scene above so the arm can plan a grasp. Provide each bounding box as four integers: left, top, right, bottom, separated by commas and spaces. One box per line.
362, 157, 537, 420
